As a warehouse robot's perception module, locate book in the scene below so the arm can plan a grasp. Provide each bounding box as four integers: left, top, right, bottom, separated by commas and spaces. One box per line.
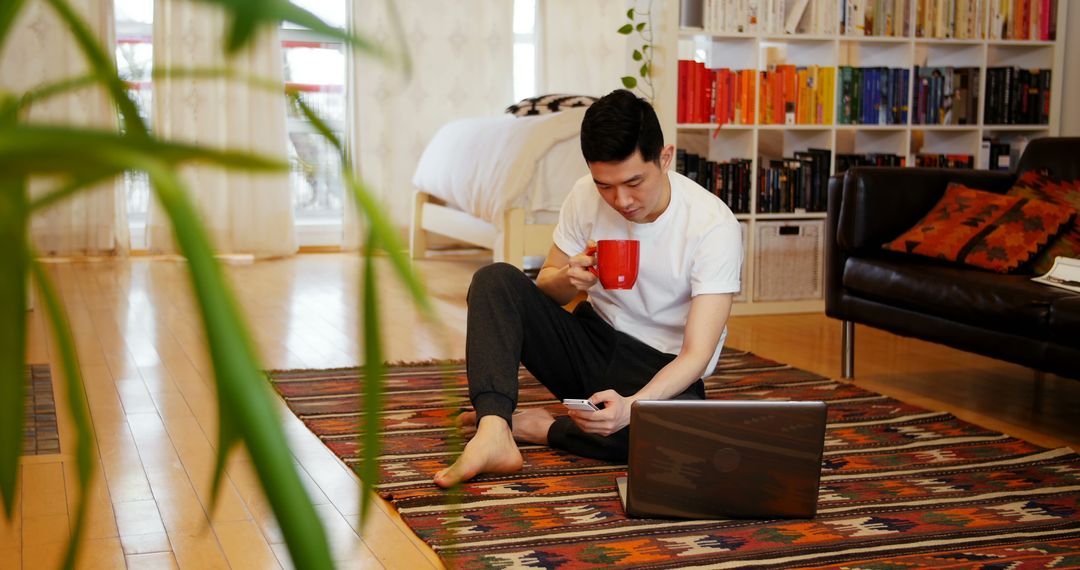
785, 0, 811, 33
1032, 257, 1080, 294
681, 0, 705, 27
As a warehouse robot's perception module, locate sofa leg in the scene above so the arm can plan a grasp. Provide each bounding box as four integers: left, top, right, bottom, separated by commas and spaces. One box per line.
841, 321, 855, 379
1033, 369, 1046, 391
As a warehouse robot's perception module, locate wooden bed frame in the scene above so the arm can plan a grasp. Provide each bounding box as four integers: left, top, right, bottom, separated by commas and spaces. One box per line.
410, 190, 556, 269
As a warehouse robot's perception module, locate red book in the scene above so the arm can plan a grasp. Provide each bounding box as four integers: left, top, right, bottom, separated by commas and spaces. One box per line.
734, 70, 743, 123
1021, 0, 1030, 39
716, 69, 729, 126
694, 62, 707, 124
677, 60, 689, 123
704, 69, 716, 124
773, 70, 784, 124
700, 63, 710, 124
689, 61, 700, 123
1040, 0, 1050, 40
749, 70, 758, 124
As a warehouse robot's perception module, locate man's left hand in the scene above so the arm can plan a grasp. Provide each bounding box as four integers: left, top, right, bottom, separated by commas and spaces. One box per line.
567, 390, 634, 436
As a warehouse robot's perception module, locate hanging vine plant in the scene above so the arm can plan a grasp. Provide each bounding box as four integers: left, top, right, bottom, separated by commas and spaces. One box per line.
618, 0, 655, 104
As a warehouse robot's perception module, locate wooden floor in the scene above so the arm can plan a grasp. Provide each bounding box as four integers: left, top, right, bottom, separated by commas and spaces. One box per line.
5, 253, 1078, 568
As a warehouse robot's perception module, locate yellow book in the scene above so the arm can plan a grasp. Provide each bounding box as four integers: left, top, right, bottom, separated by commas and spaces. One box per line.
797, 68, 808, 124
822, 67, 835, 125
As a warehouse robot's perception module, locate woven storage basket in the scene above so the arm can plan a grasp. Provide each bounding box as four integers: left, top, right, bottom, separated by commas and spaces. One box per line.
753, 220, 824, 301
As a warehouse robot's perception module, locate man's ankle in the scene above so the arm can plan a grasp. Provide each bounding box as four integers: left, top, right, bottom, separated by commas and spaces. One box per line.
476, 414, 511, 436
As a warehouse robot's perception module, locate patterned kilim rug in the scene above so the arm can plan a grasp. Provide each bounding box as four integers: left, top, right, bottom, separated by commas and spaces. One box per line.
268, 350, 1080, 569
24, 364, 59, 455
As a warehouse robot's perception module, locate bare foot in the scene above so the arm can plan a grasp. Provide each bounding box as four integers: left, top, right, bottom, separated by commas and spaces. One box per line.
455, 411, 478, 436
511, 408, 556, 445
434, 416, 523, 488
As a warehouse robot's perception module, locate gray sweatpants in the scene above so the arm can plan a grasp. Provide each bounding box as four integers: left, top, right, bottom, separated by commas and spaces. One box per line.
465, 262, 705, 462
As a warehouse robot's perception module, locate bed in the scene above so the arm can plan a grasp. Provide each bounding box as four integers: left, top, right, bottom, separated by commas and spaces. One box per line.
410, 107, 589, 269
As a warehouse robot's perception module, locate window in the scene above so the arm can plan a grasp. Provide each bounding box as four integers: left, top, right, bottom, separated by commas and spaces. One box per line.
114, 0, 350, 249
513, 0, 539, 102
282, 0, 348, 246
114, 0, 153, 249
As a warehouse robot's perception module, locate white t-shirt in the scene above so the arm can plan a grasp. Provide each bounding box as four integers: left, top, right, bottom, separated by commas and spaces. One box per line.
552, 170, 743, 375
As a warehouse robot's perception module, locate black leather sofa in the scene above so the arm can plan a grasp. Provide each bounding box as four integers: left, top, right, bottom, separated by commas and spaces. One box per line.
825, 137, 1080, 380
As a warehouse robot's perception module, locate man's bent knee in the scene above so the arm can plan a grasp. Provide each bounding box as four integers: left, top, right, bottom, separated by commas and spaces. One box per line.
469, 262, 530, 297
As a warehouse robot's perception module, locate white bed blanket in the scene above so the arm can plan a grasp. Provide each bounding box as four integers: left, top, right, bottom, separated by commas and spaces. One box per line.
411, 108, 587, 227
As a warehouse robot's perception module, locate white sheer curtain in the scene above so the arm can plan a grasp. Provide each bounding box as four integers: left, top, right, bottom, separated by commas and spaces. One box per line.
346, 1, 514, 248
148, 0, 296, 257
540, 0, 627, 98
0, 0, 128, 256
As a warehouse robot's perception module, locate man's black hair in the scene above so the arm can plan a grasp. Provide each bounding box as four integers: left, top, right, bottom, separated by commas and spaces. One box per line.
580, 89, 664, 165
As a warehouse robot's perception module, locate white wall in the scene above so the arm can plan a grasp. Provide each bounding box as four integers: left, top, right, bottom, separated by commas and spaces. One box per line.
1062, 0, 1080, 135
350, 2, 514, 238
540, 0, 627, 97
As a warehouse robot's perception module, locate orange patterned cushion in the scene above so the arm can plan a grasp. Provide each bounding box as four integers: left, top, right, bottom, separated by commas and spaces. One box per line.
1006, 170, 1080, 274
882, 183, 1075, 273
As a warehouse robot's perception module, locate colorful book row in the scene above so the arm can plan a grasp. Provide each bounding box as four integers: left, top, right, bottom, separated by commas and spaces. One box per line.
835, 153, 906, 173
759, 65, 836, 125
675, 150, 753, 214
988, 0, 1057, 40
913, 153, 975, 168
758, 148, 831, 213
691, 0, 838, 35
683, 0, 1058, 39
678, 63, 1049, 127
912, 67, 980, 125
843, 0, 909, 36
677, 61, 756, 125
838, 67, 910, 125
984, 67, 1051, 125
912, 0, 984, 38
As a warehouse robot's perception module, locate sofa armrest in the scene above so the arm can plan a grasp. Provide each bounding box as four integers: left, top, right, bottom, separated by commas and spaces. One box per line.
837, 167, 1016, 253
1016, 137, 1080, 180
825, 175, 846, 317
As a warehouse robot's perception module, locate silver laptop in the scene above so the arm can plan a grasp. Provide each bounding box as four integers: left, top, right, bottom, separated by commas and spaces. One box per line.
616, 399, 827, 519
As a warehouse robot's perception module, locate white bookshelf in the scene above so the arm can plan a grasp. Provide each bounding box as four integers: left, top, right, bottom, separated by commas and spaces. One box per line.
652, 0, 1067, 315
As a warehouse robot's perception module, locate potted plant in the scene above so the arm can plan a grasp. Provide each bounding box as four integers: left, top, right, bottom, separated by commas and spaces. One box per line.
0, 0, 427, 567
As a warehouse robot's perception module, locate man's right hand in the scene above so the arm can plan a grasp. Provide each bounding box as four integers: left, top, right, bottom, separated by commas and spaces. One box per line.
567, 240, 599, 291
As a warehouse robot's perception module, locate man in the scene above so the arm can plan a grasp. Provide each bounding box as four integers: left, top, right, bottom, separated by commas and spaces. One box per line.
434, 89, 742, 488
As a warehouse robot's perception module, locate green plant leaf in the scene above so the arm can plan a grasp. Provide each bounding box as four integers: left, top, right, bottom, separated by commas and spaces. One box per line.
636, 22, 646, 32
621, 76, 638, 89
135, 158, 334, 569
343, 172, 432, 319
0, 126, 286, 181
191, 0, 386, 60
45, 0, 146, 137
2, 0, 415, 566
0, 0, 28, 62
341, 173, 434, 527
359, 234, 384, 525
290, 93, 344, 159
28, 169, 123, 213
627, 8, 634, 19
633, 50, 642, 61
1, 73, 100, 126
29, 255, 95, 570
0, 175, 27, 520
640, 63, 650, 77
152, 66, 283, 93
208, 387, 241, 519
617, 23, 633, 34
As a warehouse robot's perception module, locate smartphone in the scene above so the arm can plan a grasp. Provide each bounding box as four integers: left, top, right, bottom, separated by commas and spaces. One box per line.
563, 398, 600, 412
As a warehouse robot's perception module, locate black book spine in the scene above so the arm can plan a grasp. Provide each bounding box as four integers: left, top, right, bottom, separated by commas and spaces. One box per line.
1040, 69, 1051, 124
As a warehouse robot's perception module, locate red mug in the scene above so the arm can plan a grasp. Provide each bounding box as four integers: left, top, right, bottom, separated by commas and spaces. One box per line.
586, 240, 640, 290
